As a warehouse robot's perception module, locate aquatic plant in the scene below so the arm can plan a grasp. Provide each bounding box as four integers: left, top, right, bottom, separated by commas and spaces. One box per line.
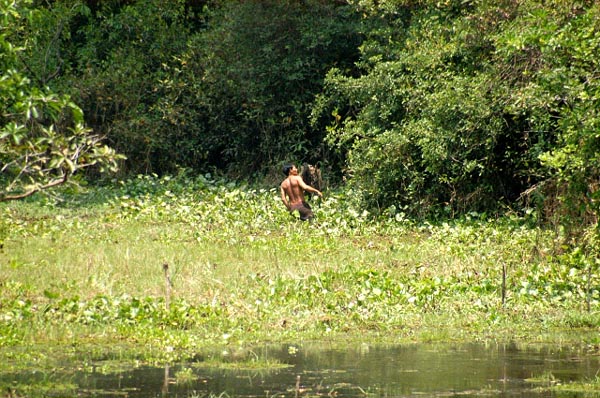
1, 172, 599, 368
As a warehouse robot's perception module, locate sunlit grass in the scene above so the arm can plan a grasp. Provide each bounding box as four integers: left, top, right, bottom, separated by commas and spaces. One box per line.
1, 173, 599, 364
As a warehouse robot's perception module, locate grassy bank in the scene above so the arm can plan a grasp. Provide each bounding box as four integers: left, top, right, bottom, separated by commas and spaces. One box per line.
1, 173, 600, 368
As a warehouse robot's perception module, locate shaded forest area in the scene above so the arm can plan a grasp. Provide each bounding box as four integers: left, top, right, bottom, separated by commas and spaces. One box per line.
2, 0, 600, 231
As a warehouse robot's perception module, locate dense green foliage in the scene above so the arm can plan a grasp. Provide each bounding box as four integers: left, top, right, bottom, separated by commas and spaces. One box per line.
37, 0, 361, 177
0, 0, 122, 201
193, 1, 361, 174
3, 0, 600, 228
318, 0, 600, 222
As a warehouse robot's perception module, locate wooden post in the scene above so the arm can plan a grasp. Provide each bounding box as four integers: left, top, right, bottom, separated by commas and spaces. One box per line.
501, 262, 506, 306
587, 264, 592, 313
162, 365, 169, 396
163, 263, 171, 310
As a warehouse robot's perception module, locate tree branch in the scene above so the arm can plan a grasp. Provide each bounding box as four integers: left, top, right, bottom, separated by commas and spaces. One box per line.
0, 171, 69, 202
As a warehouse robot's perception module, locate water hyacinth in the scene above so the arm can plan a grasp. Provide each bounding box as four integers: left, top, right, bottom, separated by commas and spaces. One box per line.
1, 172, 599, 367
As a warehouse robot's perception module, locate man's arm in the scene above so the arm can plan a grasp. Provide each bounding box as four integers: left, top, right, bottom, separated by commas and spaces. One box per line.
298, 177, 323, 197
280, 184, 291, 210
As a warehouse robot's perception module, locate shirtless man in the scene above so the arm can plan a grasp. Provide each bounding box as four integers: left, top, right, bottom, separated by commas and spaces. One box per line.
280, 163, 323, 221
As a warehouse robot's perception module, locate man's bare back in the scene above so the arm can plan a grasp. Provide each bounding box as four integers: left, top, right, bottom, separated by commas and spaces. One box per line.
281, 176, 307, 206
280, 164, 322, 221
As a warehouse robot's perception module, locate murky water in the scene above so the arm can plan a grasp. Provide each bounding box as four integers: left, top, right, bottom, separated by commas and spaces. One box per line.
3, 342, 600, 397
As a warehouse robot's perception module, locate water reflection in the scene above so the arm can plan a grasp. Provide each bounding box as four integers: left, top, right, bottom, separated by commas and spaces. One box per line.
3, 342, 599, 397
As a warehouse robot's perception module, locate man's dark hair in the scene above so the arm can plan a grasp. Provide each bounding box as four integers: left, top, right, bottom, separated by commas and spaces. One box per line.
282, 163, 294, 176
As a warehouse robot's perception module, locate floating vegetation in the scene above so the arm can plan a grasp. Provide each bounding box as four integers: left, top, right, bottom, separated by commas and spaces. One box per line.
1, 173, 599, 366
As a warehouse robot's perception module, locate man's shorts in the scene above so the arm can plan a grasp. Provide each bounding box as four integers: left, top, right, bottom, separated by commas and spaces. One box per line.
291, 201, 314, 221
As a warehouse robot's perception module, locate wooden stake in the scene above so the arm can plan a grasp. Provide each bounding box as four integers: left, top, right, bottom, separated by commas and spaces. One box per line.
501, 262, 506, 306
587, 264, 592, 313
163, 263, 172, 310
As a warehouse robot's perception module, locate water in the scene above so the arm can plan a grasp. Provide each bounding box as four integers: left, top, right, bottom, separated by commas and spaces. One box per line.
3, 342, 600, 397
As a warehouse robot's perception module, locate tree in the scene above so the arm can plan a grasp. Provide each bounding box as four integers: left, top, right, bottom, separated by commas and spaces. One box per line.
0, 0, 122, 201
318, 0, 600, 222
61, 0, 198, 175
319, 1, 521, 216
193, 0, 361, 175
